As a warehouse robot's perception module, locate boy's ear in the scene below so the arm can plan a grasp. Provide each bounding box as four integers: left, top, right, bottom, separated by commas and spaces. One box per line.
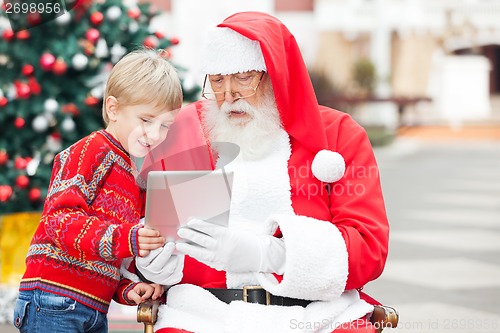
105, 96, 119, 121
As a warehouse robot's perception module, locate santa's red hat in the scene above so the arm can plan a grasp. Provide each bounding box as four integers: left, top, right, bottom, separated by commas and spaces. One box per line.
200, 12, 344, 182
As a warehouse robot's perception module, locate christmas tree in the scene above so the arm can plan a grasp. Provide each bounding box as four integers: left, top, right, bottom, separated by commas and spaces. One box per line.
0, 0, 200, 214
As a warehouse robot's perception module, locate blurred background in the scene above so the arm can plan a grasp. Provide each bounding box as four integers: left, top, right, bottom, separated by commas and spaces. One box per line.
1, 0, 499, 332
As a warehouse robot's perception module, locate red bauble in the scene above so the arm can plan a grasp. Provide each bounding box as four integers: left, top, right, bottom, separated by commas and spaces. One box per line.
90, 11, 104, 25
86, 28, 100, 44
170, 37, 180, 45
40, 53, 56, 71
22, 64, 35, 76
3, 29, 15, 41
14, 117, 26, 129
0, 96, 7, 107
16, 175, 29, 188
27, 12, 42, 26
127, 7, 141, 20
52, 58, 68, 76
85, 96, 99, 106
155, 31, 164, 39
0, 150, 8, 165
28, 188, 42, 202
16, 30, 30, 40
28, 77, 42, 95
143, 36, 158, 49
0, 185, 13, 202
62, 103, 80, 116
15, 82, 31, 99
14, 156, 28, 169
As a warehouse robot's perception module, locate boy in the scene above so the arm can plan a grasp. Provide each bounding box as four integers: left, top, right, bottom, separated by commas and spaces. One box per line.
12, 49, 183, 333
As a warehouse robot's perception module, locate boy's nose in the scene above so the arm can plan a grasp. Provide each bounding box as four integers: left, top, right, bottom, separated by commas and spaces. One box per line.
146, 126, 161, 142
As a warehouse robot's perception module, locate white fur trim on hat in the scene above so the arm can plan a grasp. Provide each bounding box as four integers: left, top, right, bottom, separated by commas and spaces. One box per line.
201, 27, 267, 75
311, 150, 345, 183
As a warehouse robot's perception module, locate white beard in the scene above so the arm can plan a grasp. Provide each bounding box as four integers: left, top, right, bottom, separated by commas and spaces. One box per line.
202, 95, 283, 161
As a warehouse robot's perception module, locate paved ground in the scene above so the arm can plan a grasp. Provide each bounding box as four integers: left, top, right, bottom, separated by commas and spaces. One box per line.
2, 126, 499, 333
364, 135, 500, 332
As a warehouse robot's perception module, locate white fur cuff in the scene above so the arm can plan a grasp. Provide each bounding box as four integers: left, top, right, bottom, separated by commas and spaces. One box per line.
257, 214, 348, 301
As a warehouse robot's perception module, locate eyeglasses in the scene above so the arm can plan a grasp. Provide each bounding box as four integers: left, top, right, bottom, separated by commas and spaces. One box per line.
201, 71, 265, 101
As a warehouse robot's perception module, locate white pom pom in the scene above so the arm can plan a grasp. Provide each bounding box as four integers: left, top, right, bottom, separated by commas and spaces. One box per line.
311, 150, 345, 183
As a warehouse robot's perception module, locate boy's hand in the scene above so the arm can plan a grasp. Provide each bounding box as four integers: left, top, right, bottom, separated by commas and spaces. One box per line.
127, 282, 164, 305
138, 227, 165, 257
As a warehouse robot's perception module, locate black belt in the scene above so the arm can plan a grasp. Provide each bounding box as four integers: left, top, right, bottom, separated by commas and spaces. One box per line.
206, 286, 311, 307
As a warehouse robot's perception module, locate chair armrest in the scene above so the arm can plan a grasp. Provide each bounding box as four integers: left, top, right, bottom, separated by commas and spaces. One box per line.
370, 305, 399, 332
137, 299, 161, 333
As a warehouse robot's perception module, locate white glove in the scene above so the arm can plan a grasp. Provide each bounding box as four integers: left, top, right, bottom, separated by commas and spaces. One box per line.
176, 219, 285, 273
136, 242, 184, 286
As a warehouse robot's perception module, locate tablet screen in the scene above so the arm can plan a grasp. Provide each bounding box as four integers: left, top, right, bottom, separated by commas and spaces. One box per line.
144, 169, 233, 242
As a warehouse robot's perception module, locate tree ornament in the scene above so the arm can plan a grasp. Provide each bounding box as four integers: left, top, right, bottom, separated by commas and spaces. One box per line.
128, 21, 139, 34
90, 11, 104, 25
90, 86, 104, 99
27, 12, 43, 26
16, 30, 31, 40
14, 117, 26, 129
62, 103, 80, 116
16, 175, 30, 189
40, 53, 56, 71
110, 43, 127, 63
143, 36, 159, 49
85, 96, 99, 107
28, 188, 42, 202
32, 115, 50, 132
3, 29, 15, 41
0, 54, 9, 66
55, 12, 72, 26
160, 49, 171, 59
128, 6, 141, 19
95, 38, 109, 58
22, 64, 35, 76
14, 156, 28, 169
155, 31, 164, 39
7, 84, 17, 99
47, 133, 62, 152
26, 153, 40, 176
106, 6, 122, 21
0, 96, 7, 107
72, 53, 88, 70
0, 150, 8, 166
61, 116, 76, 132
80, 39, 95, 56
28, 77, 42, 95
44, 98, 59, 113
86, 28, 100, 44
182, 75, 196, 92
52, 58, 68, 75
0, 185, 13, 202
170, 37, 180, 45
15, 82, 31, 99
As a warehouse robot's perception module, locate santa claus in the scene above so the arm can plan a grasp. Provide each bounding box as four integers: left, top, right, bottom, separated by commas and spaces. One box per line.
136, 11, 389, 333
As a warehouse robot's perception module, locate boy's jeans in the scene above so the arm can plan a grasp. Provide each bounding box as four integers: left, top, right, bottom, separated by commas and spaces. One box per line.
13, 289, 108, 333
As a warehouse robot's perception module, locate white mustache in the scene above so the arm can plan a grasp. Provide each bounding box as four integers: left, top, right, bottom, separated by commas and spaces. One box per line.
220, 99, 255, 116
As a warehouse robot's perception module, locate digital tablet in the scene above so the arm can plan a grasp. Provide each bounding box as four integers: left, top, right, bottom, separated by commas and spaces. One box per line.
144, 169, 234, 242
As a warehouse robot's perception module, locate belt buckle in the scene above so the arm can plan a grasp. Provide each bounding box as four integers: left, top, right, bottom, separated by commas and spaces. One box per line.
242, 285, 271, 305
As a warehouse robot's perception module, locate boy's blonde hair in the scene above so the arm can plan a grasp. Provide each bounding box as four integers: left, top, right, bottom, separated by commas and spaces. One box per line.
102, 48, 183, 125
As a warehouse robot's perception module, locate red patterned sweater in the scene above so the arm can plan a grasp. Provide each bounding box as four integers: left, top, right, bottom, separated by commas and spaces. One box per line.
20, 130, 144, 313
